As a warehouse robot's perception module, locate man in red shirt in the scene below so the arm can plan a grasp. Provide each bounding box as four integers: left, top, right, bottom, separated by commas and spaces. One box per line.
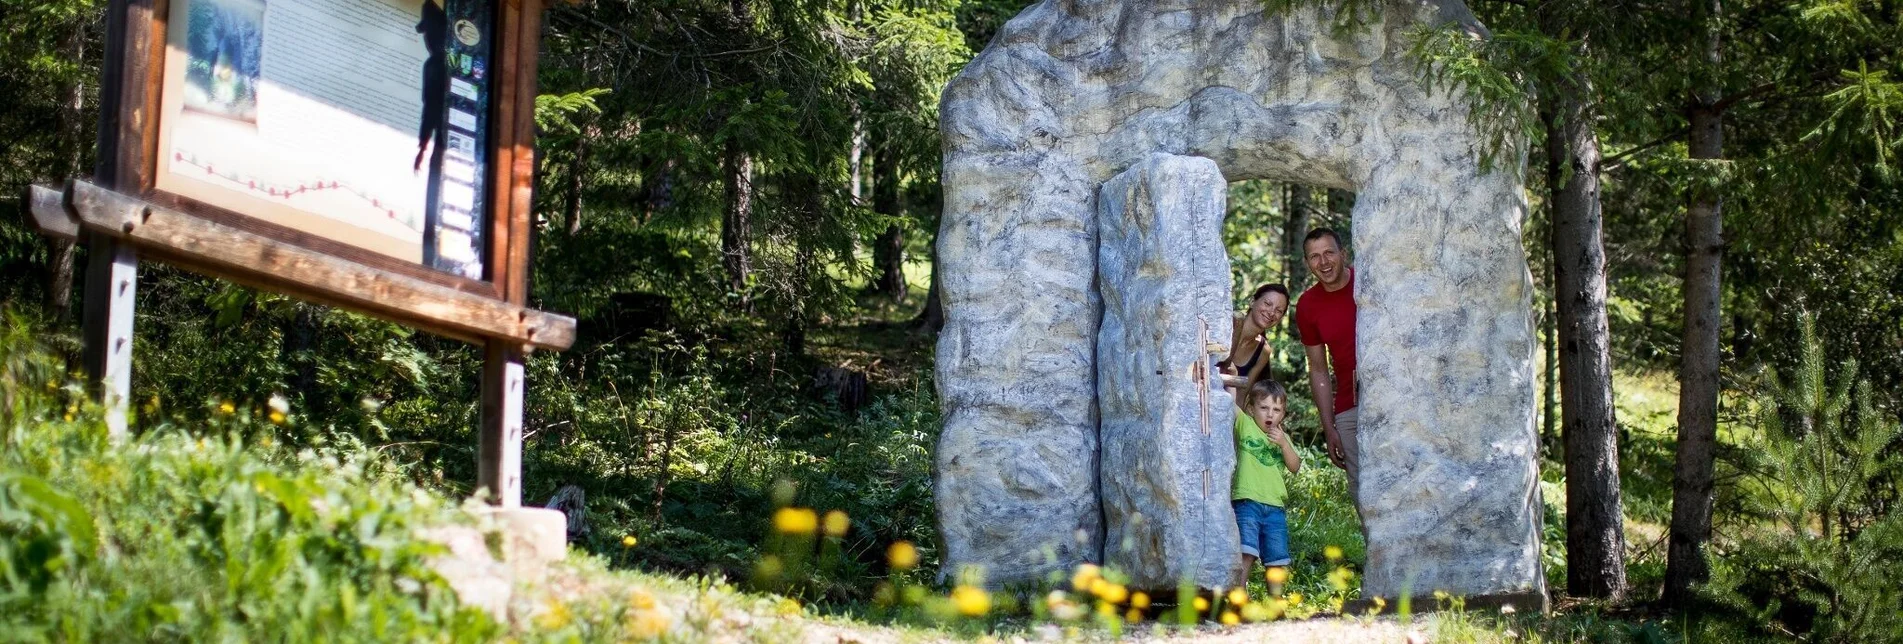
1294, 228, 1361, 508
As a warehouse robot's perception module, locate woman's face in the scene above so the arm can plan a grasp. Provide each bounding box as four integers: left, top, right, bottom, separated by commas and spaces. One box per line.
1248, 291, 1289, 330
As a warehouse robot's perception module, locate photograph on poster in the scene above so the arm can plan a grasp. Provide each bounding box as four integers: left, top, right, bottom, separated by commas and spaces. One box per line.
155, 0, 493, 278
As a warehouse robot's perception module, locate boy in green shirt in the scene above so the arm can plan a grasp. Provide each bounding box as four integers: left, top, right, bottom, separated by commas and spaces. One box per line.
1234, 379, 1302, 584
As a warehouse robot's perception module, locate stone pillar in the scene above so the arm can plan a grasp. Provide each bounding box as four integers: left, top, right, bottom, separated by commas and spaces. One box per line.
1096, 154, 1240, 591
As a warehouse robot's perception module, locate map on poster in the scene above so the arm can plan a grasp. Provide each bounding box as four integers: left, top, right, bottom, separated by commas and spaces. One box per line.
155, 0, 493, 278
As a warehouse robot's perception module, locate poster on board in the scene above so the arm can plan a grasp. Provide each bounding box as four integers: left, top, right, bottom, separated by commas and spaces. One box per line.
155, 0, 494, 279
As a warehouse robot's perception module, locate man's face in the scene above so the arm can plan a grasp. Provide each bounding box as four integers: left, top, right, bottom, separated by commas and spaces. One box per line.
1251, 394, 1286, 427
1304, 235, 1346, 286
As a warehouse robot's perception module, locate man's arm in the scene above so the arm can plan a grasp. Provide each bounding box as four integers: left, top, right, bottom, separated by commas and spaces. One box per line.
1305, 343, 1345, 469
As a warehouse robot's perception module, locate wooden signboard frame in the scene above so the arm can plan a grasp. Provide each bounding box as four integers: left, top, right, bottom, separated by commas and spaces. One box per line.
25, 0, 570, 508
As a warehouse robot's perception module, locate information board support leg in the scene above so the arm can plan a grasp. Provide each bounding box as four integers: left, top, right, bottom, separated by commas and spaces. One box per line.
479, 340, 525, 507
80, 235, 138, 439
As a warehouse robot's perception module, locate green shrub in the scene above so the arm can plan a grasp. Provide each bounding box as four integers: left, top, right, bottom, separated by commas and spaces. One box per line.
0, 317, 500, 642
1705, 316, 1903, 642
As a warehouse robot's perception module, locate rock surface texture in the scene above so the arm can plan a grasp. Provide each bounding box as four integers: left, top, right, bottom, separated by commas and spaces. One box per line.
1096, 154, 1239, 590
934, 0, 1545, 600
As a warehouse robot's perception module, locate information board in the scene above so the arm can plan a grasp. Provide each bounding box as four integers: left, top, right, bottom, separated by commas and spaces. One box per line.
154, 0, 495, 278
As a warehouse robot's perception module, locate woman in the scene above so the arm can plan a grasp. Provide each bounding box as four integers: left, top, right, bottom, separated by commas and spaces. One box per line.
1220, 283, 1290, 404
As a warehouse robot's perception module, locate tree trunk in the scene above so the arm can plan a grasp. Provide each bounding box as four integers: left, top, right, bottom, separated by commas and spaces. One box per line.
44, 21, 88, 321
1666, 0, 1726, 607
280, 304, 319, 400
721, 140, 753, 294
1541, 59, 1628, 600
871, 146, 906, 301
917, 243, 944, 331
1544, 294, 1559, 454
564, 119, 597, 236
1283, 184, 1312, 290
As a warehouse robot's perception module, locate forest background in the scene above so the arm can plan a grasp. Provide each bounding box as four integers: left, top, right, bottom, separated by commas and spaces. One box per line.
1, 0, 1900, 641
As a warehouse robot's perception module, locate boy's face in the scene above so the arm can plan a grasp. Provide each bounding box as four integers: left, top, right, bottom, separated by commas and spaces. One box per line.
1250, 394, 1286, 426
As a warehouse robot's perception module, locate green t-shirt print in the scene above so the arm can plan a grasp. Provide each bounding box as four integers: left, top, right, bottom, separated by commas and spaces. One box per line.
1233, 413, 1289, 508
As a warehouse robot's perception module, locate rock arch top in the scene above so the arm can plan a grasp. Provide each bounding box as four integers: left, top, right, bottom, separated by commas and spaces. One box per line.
934, 0, 1544, 602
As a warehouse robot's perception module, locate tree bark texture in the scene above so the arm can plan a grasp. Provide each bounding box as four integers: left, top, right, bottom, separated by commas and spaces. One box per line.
1666, 0, 1727, 606
44, 20, 88, 320
1282, 184, 1312, 290
872, 146, 906, 301
721, 141, 753, 294
565, 120, 597, 236
1541, 66, 1628, 600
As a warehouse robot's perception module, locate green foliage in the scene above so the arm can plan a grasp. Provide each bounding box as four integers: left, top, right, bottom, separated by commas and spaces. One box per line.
1703, 315, 1903, 642
0, 317, 503, 642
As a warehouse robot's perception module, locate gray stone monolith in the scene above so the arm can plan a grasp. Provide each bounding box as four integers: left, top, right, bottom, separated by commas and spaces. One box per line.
933, 0, 1545, 603
1096, 154, 1238, 591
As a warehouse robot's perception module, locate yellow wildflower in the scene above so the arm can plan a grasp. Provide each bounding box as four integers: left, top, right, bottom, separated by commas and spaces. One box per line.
535, 601, 572, 630
1226, 588, 1248, 606
1220, 611, 1240, 626
773, 507, 818, 535
625, 609, 671, 639
1324, 545, 1344, 561
887, 541, 919, 570
951, 585, 990, 617
822, 510, 850, 537
218, 400, 235, 414
1266, 566, 1289, 585
1070, 563, 1101, 590
1125, 607, 1143, 623
628, 589, 656, 610
268, 410, 287, 425
1288, 592, 1303, 606
1130, 591, 1150, 609
622, 535, 638, 548
1193, 597, 1210, 612
776, 598, 802, 615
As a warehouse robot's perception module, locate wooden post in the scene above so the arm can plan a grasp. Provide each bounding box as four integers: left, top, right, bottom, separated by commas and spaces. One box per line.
81, 0, 153, 438
479, 341, 526, 507
80, 237, 138, 438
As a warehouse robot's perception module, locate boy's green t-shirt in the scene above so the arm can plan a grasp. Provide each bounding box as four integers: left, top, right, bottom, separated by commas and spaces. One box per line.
1233, 413, 1289, 508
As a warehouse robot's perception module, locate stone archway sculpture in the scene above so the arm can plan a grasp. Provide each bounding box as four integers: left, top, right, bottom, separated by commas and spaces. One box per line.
934, 0, 1546, 605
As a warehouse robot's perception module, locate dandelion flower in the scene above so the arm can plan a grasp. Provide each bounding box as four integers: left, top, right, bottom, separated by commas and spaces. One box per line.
218, 400, 235, 414
1324, 545, 1344, 561
1100, 583, 1128, 604
777, 598, 802, 615
1193, 597, 1210, 612
887, 541, 919, 570
951, 585, 990, 617
1226, 588, 1248, 606
1288, 592, 1303, 606
1125, 607, 1143, 623
773, 507, 818, 535
1130, 591, 1150, 609
625, 609, 671, 638
1266, 566, 1289, 585
622, 535, 638, 548
1220, 611, 1240, 626
822, 510, 850, 537
628, 590, 656, 610
1070, 563, 1101, 591
268, 410, 287, 425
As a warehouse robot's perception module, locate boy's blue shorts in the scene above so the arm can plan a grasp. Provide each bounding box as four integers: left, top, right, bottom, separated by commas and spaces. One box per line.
1233, 499, 1290, 566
